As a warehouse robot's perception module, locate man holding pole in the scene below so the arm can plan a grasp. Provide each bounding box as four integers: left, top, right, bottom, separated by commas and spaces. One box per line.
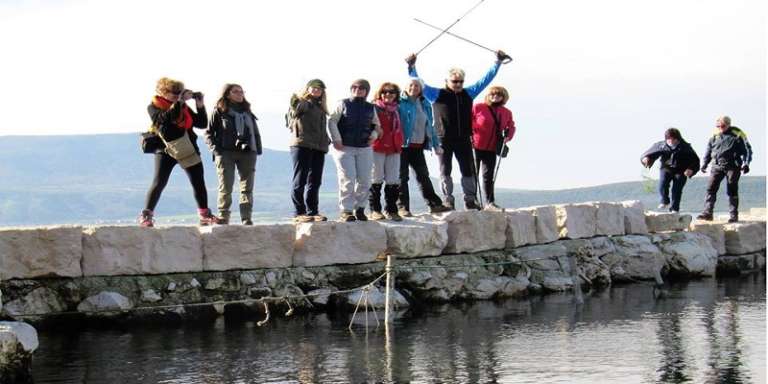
405, 50, 509, 210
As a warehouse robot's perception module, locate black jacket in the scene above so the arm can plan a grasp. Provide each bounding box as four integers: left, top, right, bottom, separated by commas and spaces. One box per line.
433, 88, 473, 142
642, 140, 700, 175
147, 101, 207, 154
205, 108, 263, 156
702, 128, 748, 170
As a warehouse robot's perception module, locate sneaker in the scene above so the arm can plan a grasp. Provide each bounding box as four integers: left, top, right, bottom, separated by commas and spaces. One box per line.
428, 205, 451, 214
384, 211, 403, 222
138, 209, 154, 228
312, 214, 328, 222
444, 201, 455, 211
242, 219, 253, 225
398, 208, 413, 218
728, 216, 739, 223
658, 203, 669, 210
465, 200, 481, 211
293, 214, 314, 223
199, 209, 223, 226
484, 202, 503, 212
369, 211, 386, 221
696, 212, 713, 221
340, 211, 356, 222
355, 208, 368, 221
670, 209, 679, 213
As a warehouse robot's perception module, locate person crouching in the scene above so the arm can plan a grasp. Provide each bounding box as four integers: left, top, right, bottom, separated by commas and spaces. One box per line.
641, 128, 700, 213
369, 82, 405, 221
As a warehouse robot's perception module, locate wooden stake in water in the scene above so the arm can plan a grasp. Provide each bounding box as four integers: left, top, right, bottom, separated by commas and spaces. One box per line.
384, 254, 394, 323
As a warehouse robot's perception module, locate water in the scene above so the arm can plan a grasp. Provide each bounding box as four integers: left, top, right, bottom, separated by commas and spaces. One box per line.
32, 274, 765, 383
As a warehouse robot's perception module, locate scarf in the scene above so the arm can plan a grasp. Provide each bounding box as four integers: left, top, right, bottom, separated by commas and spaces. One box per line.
375, 99, 402, 133
227, 105, 256, 151
152, 96, 193, 130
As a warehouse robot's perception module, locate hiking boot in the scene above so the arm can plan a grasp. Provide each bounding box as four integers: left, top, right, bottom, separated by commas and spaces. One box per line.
484, 202, 503, 212
198, 209, 223, 226
428, 204, 451, 214
219, 211, 231, 225
398, 208, 413, 217
242, 219, 253, 225
696, 212, 713, 221
465, 200, 481, 211
138, 209, 154, 228
293, 214, 314, 223
443, 201, 455, 211
312, 214, 328, 222
369, 211, 386, 221
657, 203, 669, 210
384, 211, 403, 222
728, 216, 739, 223
355, 208, 368, 221
340, 211, 356, 222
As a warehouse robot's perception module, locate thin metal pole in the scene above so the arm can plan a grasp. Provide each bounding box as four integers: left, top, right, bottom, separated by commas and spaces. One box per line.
384, 254, 394, 323
413, 17, 513, 63
415, 0, 486, 55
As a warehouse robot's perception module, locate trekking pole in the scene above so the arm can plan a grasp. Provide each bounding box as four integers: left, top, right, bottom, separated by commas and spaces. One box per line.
415, 0, 486, 55
492, 129, 508, 185
414, 18, 513, 64
470, 146, 484, 209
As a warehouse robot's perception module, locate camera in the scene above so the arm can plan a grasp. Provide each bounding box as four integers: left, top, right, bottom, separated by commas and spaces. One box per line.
191, 91, 203, 100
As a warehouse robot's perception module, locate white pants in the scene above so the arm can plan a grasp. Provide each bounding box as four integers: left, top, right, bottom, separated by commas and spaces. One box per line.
372, 152, 401, 185
332, 146, 373, 212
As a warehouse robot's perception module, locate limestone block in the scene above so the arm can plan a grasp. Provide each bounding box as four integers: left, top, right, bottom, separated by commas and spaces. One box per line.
293, 221, 388, 267
380, 219, 448, 258
0, 226, 83, 280
723, 221, 767, 255
658, 232, 719, 276
717, 251, 766, 274
555, 203, 597, 239
442, 211, 507, 254
644, 212, 692, 233
77, 291, 133, 313
621, 200, 649, 235
689, 222, 727, 255
82, 226, 203, 276
505, 209, 537, 248
520, 206, 559, 244
0, 321, 38, 382
514, 243, 573, 291
3, 287, 66, 318
604, 235, 665, 281
749, 208, 766, 220
200, 224, 294, 271
593, 202, 626, 236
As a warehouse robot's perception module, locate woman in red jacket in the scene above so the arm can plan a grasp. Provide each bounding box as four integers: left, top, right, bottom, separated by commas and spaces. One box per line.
369, 82, 405, 221
471, 86, 515, 211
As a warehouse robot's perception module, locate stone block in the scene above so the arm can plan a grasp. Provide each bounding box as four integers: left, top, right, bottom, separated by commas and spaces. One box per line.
592, 202, 626, 236
442, 211, 507, 253
520, 206, 559, 244
0, 226, 83, 280
723, 221, 766, 255
77, 291, 133, 313
200, 224, 294, 271
293, 221, 387, 267
645, 212, 692, 233
3, 287, 66, 318
604, 235, 665, 281
689, 222, 727, 255
621, 200, 649, 235
380, 219, 448, 258
658, 232, 719, 276
555, 203, 597, 239
82, 226, 203, 276
505, 209, 537, 248
717, 251, 766, 275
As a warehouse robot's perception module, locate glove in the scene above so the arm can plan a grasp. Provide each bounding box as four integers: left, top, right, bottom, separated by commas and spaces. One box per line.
700, 166, 707, 174
742, 165, 750, 174
405, 53, 417, 67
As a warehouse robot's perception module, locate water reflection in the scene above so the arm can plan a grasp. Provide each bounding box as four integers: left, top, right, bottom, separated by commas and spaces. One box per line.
32, 274, 765, 384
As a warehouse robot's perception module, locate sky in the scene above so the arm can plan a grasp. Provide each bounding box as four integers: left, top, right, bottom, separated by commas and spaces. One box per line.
0, 0, 765, 190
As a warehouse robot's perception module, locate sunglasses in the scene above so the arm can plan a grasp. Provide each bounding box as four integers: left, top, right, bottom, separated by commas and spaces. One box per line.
450, 80, 464, 84
381, 89, 397, 95
490, 92, 503, 97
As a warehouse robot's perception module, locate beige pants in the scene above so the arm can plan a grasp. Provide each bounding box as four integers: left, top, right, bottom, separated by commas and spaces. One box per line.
215, 150, 257, 221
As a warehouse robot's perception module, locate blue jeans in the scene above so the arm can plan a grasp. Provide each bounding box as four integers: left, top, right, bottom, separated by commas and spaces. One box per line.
291, 146, 326, 216
659, 169, 687, 211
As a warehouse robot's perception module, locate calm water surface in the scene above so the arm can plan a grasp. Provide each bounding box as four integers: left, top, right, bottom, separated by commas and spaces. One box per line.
32, 274, 765, 383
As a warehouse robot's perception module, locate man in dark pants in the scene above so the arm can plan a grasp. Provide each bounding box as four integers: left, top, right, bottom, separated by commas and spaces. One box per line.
697, 116, 751, 222
641, 128, 700, 213
405, 50, 508, 210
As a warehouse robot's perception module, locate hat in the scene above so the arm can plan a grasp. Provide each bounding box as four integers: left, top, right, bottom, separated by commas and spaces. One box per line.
350, 79, 370, 91
306, 79, 326, 89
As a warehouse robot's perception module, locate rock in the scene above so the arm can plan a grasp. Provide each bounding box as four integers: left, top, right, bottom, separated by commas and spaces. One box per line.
621, 200, 649, 235
718, 251, 766, 274
644, 212, 692, 233
464, 276, 528, 299
306, 288, 332, 306
555, 203, 597, 239
204, 278, 225, 290
657, 232, 718, 277
689, 222, 727, 255
514, 243, 573, 291
293, 222, 388, 267
200, 224, 294, 271
3, 287, 66, 318
189, 278, 201, 288
505, 209, 537, 248
380, 219, 448, 257
239, 272, 258, 286
520, 205, 559, 244
343, 285, 409, 309
77, 291, 133, 313
0, 226, 83, 280
723, 221, 767, 255
604, 235, 665, 281
560, 238, 613, 286
592, 202, 625, 236
166, 282, 177, 292
82, 226, 203, 276
442, 211, 507, 253
141, 289, 162, 303
0, 321, 38, 383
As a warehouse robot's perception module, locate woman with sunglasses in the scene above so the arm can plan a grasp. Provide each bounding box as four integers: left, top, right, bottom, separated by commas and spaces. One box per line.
471, 85, 515, 211
368, 82, 405, 221
140, 77, 222, 227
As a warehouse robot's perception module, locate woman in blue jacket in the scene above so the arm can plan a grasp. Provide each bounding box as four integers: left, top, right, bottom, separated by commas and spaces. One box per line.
397, 78, 451, 216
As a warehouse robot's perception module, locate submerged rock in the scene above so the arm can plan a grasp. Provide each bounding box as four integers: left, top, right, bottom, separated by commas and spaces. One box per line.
0, 321, 38, 383
657, 232, 718, 277
77, 291, 133, 314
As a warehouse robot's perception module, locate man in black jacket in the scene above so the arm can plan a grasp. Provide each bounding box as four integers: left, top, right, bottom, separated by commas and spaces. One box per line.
641, 128, 700, 213
697, 116, 751, 222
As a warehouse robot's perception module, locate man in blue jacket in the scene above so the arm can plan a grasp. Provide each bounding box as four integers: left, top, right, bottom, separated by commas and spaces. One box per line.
405, 50, 509, 210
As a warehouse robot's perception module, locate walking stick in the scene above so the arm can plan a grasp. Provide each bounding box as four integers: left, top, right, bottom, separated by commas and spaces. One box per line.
413, 18, 513, 63
415, 0, 487, 55
492, 129, 509, 186
470, 144, 484, 209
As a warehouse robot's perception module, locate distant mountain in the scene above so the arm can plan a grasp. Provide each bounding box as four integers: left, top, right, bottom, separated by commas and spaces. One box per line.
0, 134, 764, 226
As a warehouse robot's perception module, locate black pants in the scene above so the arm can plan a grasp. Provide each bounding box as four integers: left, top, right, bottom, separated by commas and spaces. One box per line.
704, 166, 741, 216
658, 168, 687, 212
439, 139, 477, 204
291, 146, 325, 216
145, 153, 208, 211
474, 149, 497, 203
398, 147, 442, 211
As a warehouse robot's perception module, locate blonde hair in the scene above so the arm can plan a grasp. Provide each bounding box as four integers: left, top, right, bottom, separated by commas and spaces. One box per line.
484, 86, 509, 105
372, 82, 401, 102
155, 77, 184, 96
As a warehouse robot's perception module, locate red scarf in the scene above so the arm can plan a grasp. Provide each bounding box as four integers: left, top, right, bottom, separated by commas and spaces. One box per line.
152, 96, 193, 130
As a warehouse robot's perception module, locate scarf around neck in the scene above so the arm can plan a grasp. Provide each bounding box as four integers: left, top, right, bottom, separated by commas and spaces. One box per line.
152, 96, 193, 130
375, 99, 401, 134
